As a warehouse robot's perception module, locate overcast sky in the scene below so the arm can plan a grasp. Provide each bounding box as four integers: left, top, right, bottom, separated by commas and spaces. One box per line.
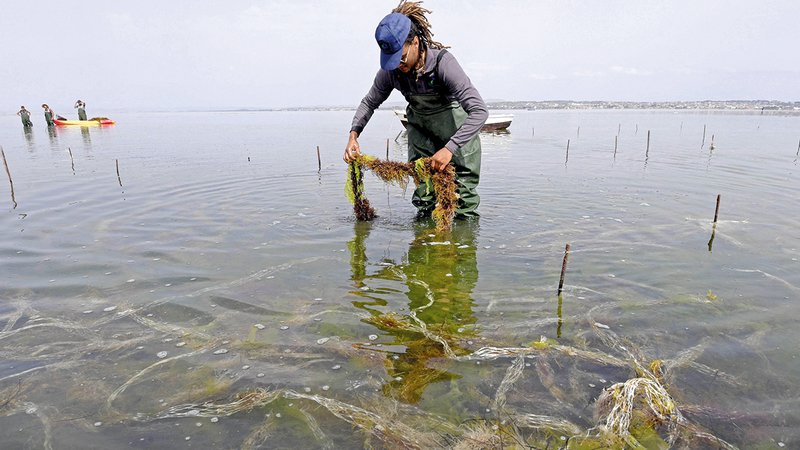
2, 0, 798, 111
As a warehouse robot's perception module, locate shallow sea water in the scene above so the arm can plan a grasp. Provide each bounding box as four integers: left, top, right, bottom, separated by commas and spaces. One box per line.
1, 109, 799, 449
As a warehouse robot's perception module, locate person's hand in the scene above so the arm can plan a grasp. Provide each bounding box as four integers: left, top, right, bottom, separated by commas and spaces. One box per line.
343, 131, 361, 163
430, 148, 453, 171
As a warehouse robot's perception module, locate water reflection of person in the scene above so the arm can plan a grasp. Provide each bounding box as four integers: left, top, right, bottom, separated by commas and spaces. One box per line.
23, 125, 35, 151
348, 218, 480, 404
47, 121, 59, 146
81, 126, 92, 148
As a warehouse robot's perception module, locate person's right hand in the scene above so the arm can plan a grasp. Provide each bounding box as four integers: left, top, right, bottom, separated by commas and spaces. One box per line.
343, 131, 361, 163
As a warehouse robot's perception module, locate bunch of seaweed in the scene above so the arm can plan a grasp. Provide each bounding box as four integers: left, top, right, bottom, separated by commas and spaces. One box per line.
346, 155, 457, 232
346, 160, 376, 221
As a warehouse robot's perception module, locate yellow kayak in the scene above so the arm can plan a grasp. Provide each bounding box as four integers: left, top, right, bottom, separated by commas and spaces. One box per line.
54, 118, 115, 126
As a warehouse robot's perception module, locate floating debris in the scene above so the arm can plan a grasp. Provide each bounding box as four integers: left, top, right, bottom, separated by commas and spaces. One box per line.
213, 349, 229, 355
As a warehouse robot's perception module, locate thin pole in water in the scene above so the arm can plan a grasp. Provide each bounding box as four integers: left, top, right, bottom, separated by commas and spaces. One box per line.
708, 194, 721, 251
386, 139, 389, 160
646, 130, 650, 153
577, 126, 580, 138
565, 140, 570, 164
317, 146, 321, 171
558, 243, 570, 295
116, 159, 122, 187
68, 148, 75, 173
1, 147, 17, 209
614, 135, 618, 156
710, 135, 715, 150
796, 138, 799, 156
701, 125, 707, 148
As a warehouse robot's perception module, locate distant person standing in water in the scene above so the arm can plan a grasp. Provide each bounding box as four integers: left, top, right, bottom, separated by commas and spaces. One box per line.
17, 106, 33, 127
343, 0, 487, 218
42, 104, 55, 126
74, 100, 87, 120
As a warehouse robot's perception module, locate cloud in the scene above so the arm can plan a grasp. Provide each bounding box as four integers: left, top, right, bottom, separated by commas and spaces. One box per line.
529, 73, 557, 80
668, 67, 695, 75
572, 71, 606, 78
610, 66, 652, 76
464, 62, 511, 79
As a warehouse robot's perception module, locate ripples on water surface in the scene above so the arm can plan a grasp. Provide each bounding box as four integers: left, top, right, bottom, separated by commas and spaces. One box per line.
1, 109, 799, 449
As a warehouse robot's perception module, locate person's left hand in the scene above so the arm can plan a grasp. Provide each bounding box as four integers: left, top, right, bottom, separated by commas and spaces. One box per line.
430, 148, 453, 172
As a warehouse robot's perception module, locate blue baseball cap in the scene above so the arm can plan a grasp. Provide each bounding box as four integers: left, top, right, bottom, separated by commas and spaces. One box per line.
375, 13, 411, 71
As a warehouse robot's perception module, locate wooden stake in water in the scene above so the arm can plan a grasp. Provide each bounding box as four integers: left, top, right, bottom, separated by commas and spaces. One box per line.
647, 130, 650, 152
68, 148, 75, 173
532, 126, 535, 138
710, 135, 715, 150
796, 138, 799, 156
701, 125, 707, 148
317, 146, 321, 171
577, 126, 580, 138
116, 159, 122, 187
565, 140, 570, 164
558, 243, 570, 295
2, 147, 17, 209
386, 139, 390, 160
614, 135, 618, 159
708, 194, 721, 251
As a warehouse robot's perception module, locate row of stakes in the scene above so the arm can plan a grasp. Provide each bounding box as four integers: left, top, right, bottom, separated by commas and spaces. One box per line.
558, 193, 723, 296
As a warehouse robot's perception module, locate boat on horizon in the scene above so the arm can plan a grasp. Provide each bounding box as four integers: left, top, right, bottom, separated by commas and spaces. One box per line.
54, 117, 115, 126
394, 110, 513, 132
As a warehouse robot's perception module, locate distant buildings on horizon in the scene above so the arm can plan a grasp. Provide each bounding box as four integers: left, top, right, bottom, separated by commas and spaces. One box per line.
261, 100, 800, 112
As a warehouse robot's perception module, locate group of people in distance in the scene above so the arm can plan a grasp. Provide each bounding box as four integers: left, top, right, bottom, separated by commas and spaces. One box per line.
17, 100, 86, 127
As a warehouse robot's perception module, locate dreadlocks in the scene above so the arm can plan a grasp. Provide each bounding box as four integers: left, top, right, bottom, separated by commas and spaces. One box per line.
392, 0, 449, 50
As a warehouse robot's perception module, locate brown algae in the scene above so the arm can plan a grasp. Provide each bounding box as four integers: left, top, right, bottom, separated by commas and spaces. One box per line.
346, 155, 458, 232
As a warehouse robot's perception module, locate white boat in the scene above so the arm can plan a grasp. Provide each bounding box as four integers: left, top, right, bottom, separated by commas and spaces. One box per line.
394, 110, 513, 132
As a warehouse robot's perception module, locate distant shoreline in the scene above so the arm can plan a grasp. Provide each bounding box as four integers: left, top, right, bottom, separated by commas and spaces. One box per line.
483, 100, 800, 111
226, 100, 800, 112
10, 100, 797, 115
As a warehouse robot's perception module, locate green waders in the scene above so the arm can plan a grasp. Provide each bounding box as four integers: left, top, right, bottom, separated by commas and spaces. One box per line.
405, 65, 481, 217
20, 111, 33, 127
78, 107, 87, 121
45, 110, 54, 126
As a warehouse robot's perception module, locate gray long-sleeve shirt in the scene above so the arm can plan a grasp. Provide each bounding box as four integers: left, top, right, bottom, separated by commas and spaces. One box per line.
350, 48, 488, 154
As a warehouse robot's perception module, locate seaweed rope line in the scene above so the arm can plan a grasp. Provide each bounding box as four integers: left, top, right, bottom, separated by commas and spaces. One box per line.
346, 155, 457, 232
